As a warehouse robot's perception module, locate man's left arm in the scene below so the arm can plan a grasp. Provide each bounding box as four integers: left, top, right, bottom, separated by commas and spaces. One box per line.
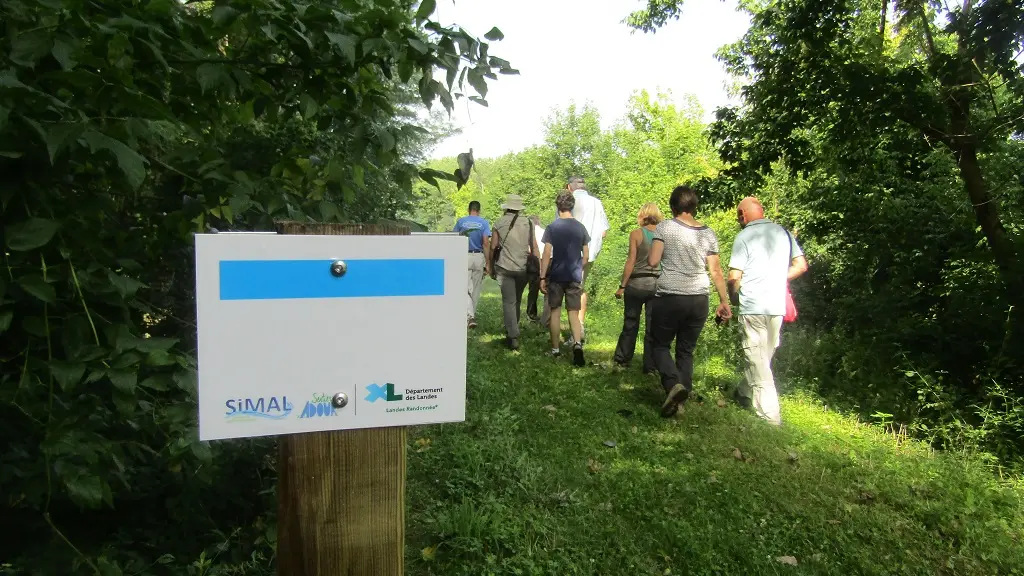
598, 202, 609, 238
787, 234, 808, 280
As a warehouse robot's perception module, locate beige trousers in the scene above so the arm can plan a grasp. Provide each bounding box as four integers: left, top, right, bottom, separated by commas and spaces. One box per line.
740, 314, 784, 425
467, 252, 485, 319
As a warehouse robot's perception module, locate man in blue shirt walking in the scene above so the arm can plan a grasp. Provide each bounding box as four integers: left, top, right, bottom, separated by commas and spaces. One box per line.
453, 201, 491, 328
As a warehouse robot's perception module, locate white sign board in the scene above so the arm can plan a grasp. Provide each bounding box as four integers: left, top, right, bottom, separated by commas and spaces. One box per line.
194, 232, 468, 441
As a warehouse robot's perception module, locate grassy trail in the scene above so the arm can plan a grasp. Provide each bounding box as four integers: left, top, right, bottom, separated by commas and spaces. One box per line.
405, 281, 1024, 575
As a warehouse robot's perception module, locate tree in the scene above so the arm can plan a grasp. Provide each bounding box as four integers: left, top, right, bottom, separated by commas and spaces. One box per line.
629, 0, 1024, 339
0, 0, 513, 572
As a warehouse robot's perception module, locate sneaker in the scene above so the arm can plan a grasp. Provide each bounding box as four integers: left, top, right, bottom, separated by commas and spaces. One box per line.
468, 317, 477, 329
572, 343, 585, 367
660, 383, 689, 418
549, 348, 561, 358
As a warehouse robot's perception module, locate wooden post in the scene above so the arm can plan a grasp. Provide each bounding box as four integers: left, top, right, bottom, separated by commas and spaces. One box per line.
275, 221, 408, 576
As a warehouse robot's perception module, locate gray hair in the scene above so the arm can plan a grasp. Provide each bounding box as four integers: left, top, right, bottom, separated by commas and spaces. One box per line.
568, 175, 585, 190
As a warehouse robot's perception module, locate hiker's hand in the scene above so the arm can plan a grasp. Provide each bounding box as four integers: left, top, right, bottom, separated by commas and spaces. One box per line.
615, 288, 624, 299
716, 302, 732, 321
540, 279, 548, 294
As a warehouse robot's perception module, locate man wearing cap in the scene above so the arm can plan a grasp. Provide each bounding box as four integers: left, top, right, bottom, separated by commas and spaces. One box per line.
490, 194, 539, 350
453, 200, 491, 329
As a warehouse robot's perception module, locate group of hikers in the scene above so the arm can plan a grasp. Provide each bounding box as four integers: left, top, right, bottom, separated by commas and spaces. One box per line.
453, 176, 809, 425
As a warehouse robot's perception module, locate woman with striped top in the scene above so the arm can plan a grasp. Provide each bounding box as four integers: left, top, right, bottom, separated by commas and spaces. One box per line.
647, 186, 732, 417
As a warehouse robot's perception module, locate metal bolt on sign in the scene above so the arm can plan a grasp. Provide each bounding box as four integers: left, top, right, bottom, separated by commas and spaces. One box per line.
330, 260, 347, 277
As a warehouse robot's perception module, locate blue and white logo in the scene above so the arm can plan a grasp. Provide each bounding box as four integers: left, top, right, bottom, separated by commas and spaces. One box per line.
299, 393, 338, 419
224, 396, 293, 421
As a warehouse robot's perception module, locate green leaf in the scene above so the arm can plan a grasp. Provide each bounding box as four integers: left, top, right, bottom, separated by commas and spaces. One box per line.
446, 65, 458, 91
18, 276, 56, 303
45, 122, 84, 163
353, 164, 365, 187
238, 100, 255, 123
398, 60, 414, 83
196, 63, 225, 94
22, 316, 47, 337
11, 30, 53, 67
65, 473, 104, 508
0, 151, 23, 158
5, 218, 60, 251
319, 200, 341, 221
469, 95, 488, 106
457, 150, 474, 181
415, 0, 437, 21
0, 310, 12, 333
468, 68, 488, 98
437, 84, 454, 112
108, 369, 138, 393
484, 27, 504, 41
81, 131, 146, 189
419, 75, 435, 108
173, 370, 197, 394
0, 105, 9, 131
140, 373, 172, 389
300, 94, 319, 119
106, 270, 145, 299
49, 360, 86, 392
191, 440, 213, 462
326, 32, 357, 64
51, 37, 78, 71
408, 38, 429, 54
376, 127, 395, 152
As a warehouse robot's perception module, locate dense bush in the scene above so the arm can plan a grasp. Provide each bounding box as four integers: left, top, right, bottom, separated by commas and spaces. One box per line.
0, 0, 508, 572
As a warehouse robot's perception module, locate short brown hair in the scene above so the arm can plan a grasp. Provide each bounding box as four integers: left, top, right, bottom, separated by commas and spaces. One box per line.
556, 190, 575, 213
638, 202, 663, 226
669, 185, 698, 216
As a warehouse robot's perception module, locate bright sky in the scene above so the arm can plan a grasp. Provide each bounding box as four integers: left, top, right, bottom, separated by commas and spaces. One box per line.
430, 0, 752, 159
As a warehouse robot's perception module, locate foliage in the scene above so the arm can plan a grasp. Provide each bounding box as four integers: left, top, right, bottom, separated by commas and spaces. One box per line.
405, 284, 1024, 575
629, 0, 1024, 461
0, 0, 510, 572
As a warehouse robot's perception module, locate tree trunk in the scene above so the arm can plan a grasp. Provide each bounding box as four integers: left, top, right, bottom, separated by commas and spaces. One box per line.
949, 101, 1023, 356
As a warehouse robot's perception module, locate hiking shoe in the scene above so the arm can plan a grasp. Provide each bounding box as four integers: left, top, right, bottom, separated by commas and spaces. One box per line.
731, 387, 752, 409
572, 343, 585, 367
468, 317, 477, 329
507, 337, 519, 350
660, 384, 689, 418
549, 348, 562, 358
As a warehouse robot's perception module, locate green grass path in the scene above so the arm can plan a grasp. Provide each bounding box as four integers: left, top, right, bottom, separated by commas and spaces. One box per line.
405, 281, 1024, 575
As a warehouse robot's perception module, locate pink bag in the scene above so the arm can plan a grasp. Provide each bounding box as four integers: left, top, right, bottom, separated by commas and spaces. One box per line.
784, 283, 798, 323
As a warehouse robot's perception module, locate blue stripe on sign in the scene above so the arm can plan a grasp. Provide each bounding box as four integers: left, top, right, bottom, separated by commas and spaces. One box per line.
219, 259, 445, 300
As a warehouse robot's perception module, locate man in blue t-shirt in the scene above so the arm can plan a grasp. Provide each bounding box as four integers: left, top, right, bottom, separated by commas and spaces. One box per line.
453, 201, 491, 328
540, 191, 591, 366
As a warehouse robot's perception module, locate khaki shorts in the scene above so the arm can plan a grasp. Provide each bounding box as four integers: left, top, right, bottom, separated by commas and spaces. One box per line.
547, 281, 583, 311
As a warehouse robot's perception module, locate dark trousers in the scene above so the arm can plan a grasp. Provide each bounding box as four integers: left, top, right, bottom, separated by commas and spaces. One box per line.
613, 285, 656, 371
526, 271, 540, 319
649, 294, 709, 394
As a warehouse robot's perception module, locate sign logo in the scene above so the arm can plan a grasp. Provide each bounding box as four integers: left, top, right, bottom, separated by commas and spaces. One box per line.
225, 396, 293, 421
365, 383, 403, 403
299, 393, 337, 419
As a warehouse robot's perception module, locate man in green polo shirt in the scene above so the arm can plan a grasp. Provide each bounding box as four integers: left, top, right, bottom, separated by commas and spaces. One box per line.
727, 196, 808, 425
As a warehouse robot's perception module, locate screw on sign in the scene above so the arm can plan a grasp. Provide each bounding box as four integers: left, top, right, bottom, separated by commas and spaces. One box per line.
193, 222, 469, 575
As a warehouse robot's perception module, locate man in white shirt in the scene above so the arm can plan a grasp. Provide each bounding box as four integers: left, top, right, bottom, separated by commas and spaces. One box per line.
565, 176, 609, 341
